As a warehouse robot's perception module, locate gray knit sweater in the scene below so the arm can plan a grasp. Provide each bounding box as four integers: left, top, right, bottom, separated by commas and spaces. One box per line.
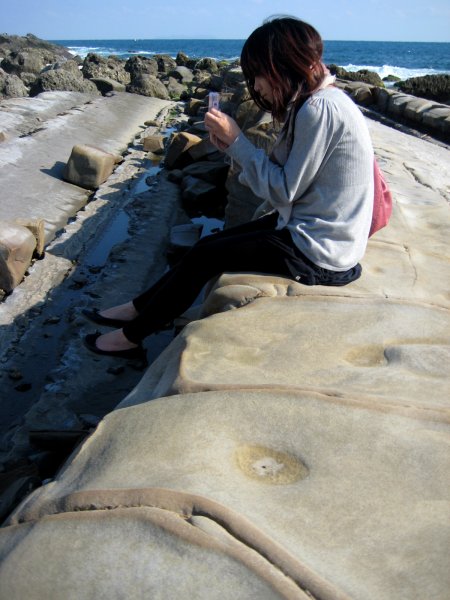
225, 86, 374, 271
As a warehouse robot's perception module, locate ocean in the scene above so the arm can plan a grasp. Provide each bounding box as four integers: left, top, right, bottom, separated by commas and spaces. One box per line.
51, 38, 450, 81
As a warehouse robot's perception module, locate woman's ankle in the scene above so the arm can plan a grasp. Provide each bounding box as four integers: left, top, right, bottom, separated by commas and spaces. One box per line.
100, 302, 138, 321
96, 329, 139, 351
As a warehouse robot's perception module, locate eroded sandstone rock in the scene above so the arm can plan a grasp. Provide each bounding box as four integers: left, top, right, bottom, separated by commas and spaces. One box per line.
5, 390, 449, 600
142, 134, 165, 154
63, 144, 123, 189
165, 131, 202, 169
0, 221, 36, 292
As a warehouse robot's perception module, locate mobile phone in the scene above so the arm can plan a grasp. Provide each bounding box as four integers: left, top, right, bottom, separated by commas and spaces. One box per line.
208, 92, 220, 111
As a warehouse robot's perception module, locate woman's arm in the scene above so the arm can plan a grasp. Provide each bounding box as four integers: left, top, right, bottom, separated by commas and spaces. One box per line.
225, 97, 342, 209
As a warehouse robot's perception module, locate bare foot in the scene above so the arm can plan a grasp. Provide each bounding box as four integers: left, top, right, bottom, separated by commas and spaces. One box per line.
99, 302, 138, 322
95, 329, 139, 351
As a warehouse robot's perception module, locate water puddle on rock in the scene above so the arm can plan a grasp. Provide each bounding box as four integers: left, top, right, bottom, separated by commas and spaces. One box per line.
84, 210, 130, 267
84, 125, 176, 268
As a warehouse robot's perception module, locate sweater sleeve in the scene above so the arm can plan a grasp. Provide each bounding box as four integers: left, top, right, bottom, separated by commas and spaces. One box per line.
225, 96, 343, 211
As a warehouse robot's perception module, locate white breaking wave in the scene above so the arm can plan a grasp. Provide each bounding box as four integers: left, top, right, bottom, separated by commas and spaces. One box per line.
342, 63, 449, 80
68, 46, 101, 57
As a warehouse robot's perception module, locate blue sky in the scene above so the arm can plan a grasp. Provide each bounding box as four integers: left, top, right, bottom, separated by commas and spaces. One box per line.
2, 0, 449, 42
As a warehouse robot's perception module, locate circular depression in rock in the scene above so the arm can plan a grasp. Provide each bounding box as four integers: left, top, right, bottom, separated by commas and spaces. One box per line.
235, 445, 308, 485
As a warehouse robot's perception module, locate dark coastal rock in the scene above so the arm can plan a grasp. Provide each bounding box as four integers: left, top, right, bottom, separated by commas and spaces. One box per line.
29, 67, 100, 96
126, 73, 169, 99
0, 33, 72, 62
234, 99, 267, 129
0, 68, 28, 98
185, 98, 204, 116
125, 55, 158, 78
1, 50, 49, 78
195, 57, 219, 73
176, 52, 197, 69
82, 53, 130, 85
207, 74, 224, 91
181, 161, 229, 186
180, 174, 227, 217
397, 74, 450, 104
155, 54, 177, 74
42, 59, 80, 75
90, 77, 127, 95
328, 64, 384, 87
165, 76, 187, 100
192, 71, 215, 89
0, 35, 75, 89
383, 75, 401, 83
223, 67, 246, 88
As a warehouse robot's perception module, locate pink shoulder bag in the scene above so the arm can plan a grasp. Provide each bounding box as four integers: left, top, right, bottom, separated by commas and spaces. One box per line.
370, 159, 393, 237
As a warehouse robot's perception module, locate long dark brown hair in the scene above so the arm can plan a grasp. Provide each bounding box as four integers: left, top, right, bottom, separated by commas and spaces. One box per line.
240, 16, 325, 121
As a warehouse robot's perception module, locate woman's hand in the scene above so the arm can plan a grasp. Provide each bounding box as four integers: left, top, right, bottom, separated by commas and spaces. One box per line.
204, 108, 241, 150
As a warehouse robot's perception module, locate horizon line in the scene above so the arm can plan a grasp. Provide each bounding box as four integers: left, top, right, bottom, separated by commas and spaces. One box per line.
46, 37, 450, 44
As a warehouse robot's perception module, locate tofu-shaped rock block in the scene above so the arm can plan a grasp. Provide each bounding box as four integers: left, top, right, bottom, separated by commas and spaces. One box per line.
14, 218, 45, 258
142, 135, 165, 154
165, 132, 202, 169
0, 221, 37, 293
63, 144, 123, 190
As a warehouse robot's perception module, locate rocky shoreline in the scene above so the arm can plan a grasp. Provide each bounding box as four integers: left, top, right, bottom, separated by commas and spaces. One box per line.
1, 33, 450, 143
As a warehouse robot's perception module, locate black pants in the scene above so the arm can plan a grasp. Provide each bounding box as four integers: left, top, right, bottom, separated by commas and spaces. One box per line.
123, 213, 361, 344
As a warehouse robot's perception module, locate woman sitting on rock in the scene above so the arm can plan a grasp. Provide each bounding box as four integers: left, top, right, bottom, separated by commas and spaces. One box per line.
84, 15, 374, 359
